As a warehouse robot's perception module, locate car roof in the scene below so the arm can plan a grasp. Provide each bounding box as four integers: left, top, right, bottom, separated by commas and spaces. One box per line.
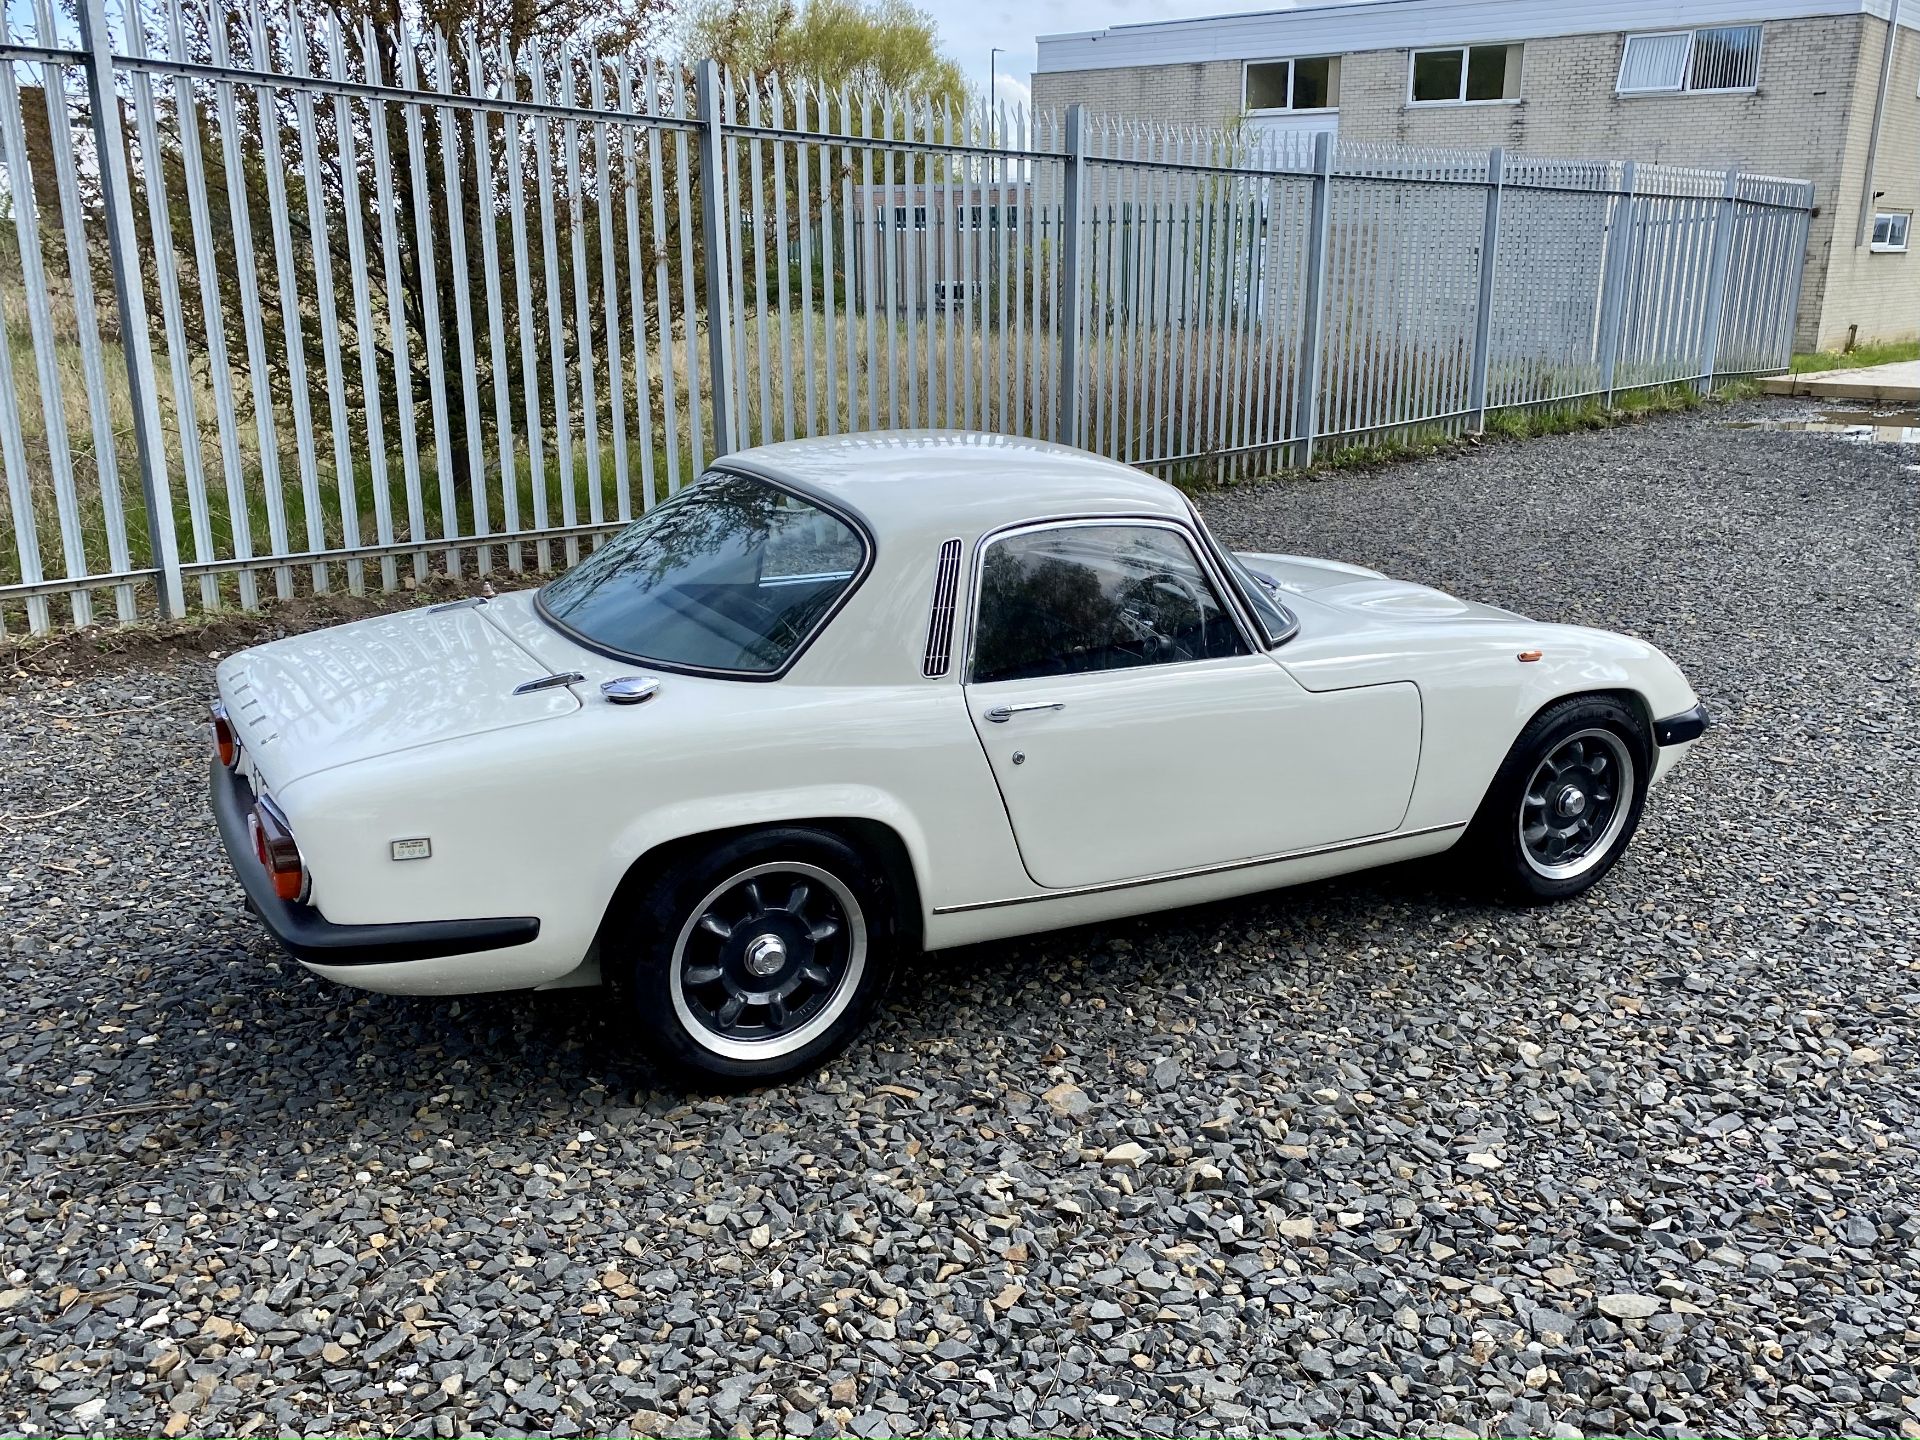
716, 431, 1192, 543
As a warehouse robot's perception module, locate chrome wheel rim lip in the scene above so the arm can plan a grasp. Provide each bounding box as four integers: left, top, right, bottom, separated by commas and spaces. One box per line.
669, 861, 867, 1061
1518, 727, 1635, 881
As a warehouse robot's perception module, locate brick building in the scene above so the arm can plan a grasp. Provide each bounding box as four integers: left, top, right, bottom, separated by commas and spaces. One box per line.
1032, 0, 1919, 350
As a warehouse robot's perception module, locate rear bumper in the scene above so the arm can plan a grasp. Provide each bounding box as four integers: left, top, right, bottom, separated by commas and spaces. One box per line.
210, 759, 539, 966
1653, 701, 1711, 747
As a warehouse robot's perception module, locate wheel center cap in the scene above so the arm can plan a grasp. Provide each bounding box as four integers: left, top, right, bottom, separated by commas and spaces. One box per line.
744, 933, 788, 978
1555, 785, 1587, 818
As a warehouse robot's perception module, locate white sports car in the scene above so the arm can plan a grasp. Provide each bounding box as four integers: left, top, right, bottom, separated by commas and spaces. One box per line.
210, 433, 1709, 1083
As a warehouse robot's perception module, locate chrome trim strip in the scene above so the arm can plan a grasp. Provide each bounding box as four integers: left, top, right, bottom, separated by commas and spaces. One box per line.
1180, 497, 1301, 650
512, 671, 586, 696
930, 822, 1467, 914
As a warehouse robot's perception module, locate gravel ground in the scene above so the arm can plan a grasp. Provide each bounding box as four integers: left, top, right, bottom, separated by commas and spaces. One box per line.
1, 398, 1916, 1438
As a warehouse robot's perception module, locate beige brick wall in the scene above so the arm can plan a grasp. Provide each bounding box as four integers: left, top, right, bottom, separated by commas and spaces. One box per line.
1810, 19, 1920, 350
1034, 16, 1917, 351
1031, 61, 1245, 130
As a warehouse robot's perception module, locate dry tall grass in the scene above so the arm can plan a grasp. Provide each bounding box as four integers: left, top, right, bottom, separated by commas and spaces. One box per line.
0, 253, 1622, 638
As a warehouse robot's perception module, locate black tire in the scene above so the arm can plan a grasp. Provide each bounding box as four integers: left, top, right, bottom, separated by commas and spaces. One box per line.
605, 827, 898, 1087
1462, 694, 1653, 903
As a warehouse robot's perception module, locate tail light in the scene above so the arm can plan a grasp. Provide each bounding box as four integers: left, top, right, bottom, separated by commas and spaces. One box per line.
210, 701, 237, 767
248, 798, 306, 902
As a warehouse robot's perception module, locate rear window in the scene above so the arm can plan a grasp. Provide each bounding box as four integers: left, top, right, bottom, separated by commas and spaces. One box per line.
536, 471, 866, 675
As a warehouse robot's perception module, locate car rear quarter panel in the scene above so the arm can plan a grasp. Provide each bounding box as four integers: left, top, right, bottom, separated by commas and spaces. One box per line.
272, 678, 1029, 992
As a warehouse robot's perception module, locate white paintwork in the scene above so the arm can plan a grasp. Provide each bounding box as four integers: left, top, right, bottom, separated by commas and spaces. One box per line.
220, 602, 577, 793
968, 657, 1421, 888
1035, 0, 1915, 75
212, 432, 1704, 997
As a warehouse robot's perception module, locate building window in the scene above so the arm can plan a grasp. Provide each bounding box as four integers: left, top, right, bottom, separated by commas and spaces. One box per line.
1245, 55, 1340, 112
1871, 212, 1912, 253
1409, 44, 1520, 105
1618, 25, 1762, 94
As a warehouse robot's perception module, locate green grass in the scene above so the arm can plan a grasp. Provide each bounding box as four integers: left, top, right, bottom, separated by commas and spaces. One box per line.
1788, 339, 1919, 374
1326, 423, 1459, 469
1313, 380, 1747, 473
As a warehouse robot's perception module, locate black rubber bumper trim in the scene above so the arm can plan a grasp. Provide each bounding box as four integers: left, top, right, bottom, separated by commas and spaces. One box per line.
1653, 701, 1711, 748
210, 759, 540, 966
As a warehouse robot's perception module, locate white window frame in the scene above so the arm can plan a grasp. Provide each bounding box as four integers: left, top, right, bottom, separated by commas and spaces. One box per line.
1615, 30, 1690, 93
1617, 24, 1763, 96
1870, 211, 1912, 253
1242, 56, 1339, 115
1407, 43, 1521, 107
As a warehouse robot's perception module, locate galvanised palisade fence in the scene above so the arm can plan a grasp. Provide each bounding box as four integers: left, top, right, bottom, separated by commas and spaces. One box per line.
0, 0, 1814, 635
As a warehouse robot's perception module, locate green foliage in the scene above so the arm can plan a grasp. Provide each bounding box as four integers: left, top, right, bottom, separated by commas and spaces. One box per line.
684, 0, 968, 107
1325, 425, 1456, 469
1235, 380, 1743, 486
1788, 339, 1918, 374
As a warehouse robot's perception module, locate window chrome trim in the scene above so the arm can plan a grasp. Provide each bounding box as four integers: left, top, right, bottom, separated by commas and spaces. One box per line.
960, 515, 1263, 686
931, 822, 1467, 913
531, 465, 875, 683
1182, 499, 1300, 649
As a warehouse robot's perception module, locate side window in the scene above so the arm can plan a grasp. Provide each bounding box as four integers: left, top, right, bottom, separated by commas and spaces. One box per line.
970, 524, 1247, 685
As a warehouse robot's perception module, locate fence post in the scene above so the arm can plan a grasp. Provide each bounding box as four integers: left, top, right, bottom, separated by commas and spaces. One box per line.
1784, 192, 1815, 366
695, 59, 736, 456
1596, 160, 1637, 404
1467, 147, 1504, 432
1696, 166, 1741, 392
77, 0, 184, 619
1056, 104, 1088, 447
1293, 131, 1333, 466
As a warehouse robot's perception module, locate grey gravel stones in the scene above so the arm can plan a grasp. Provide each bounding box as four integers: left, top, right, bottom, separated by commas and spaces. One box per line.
2, 398, 1917, 1437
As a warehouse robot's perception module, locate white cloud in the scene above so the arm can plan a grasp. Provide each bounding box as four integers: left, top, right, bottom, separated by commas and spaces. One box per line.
993, 71, 1031, 111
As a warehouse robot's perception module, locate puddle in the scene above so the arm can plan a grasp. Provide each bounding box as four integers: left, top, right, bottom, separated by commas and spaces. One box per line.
1727, 408, 1920, 444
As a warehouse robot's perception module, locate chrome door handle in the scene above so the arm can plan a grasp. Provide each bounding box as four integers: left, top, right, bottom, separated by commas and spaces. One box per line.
984, 701, 1065, 723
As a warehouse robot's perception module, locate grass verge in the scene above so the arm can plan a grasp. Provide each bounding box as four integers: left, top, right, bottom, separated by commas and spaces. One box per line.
1788, 339, 1919, 374
1306, 380, 1760, 478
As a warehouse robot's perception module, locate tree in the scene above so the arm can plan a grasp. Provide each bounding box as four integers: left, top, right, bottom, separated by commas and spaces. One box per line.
683, 0, 967, 109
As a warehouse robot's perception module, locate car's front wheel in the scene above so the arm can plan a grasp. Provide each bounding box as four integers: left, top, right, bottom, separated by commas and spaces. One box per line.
1465, 695, 1652, 902
606, 828, 898, 1086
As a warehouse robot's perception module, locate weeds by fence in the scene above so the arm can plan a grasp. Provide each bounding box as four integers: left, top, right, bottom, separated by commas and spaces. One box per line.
0, 0, 1813, 634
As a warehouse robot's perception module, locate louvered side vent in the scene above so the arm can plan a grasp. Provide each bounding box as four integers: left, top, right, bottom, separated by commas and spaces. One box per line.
921, 538, 964, 678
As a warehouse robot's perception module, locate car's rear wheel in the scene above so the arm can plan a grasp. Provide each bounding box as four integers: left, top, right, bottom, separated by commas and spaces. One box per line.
1465, 695, 1651, 902
606, 828, 897, 1086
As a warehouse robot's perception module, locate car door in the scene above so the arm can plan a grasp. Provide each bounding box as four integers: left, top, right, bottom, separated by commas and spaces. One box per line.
962, 519, 1421, 891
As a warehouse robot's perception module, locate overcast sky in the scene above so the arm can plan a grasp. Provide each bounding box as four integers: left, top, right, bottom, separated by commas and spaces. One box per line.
925, 0, 1299, 110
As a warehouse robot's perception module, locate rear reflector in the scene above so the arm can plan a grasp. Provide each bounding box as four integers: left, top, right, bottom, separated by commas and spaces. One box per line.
249, 799, 305, 902
210, 701, 237, 767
